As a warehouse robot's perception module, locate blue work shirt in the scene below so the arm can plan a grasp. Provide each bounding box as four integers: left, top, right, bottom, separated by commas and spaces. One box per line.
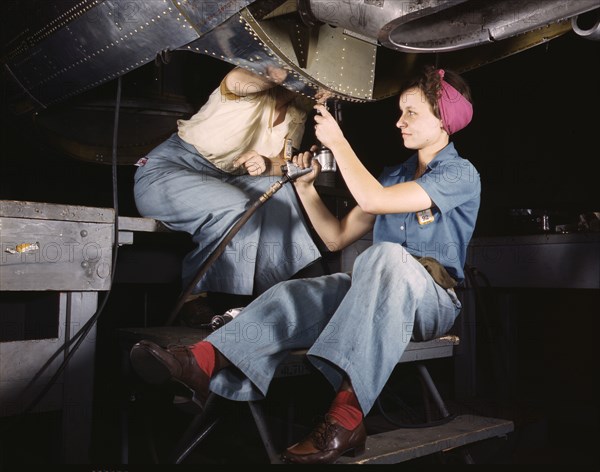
373, 142, 480, 282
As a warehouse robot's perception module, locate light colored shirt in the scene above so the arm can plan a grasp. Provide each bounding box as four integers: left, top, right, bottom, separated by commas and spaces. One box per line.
374, 143, 481, 282
177, 80, 308, 173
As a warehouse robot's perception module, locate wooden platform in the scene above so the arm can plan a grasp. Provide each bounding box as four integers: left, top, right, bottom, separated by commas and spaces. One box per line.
338, 414, 514, 464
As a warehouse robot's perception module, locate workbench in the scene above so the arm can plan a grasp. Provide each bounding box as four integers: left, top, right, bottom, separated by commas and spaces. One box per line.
0, 199, 162, 463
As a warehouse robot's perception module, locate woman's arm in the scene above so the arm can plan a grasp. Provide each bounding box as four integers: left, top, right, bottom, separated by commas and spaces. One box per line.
293, 153, 376, 251
314, 104, 432, 214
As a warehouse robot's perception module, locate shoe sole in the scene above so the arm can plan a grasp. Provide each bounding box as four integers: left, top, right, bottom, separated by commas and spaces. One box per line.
281, 443, 366, 464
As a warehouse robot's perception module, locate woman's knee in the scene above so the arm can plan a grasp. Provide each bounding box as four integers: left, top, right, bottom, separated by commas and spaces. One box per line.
269, 278, 305, 299
356, 242, 411, 268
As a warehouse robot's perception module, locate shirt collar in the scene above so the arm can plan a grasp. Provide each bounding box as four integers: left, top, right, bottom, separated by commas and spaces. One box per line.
388, 142, 458, 176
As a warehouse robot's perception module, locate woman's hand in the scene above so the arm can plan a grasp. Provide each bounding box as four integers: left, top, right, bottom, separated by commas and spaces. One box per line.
265, 65, 288, 85
314, 104, 345, 150
233, 150, 268, 176
292, 145, 320, 186
314, 88, 333, 105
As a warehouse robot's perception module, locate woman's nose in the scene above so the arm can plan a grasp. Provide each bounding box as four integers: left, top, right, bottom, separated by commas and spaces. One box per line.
396, 118, 406, 129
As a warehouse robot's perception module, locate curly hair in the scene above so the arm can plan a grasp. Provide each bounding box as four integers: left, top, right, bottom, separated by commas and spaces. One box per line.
399, 65, 472, 120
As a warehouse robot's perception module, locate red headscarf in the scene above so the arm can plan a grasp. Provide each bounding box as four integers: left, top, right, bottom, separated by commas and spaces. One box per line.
437, 69, 473, 135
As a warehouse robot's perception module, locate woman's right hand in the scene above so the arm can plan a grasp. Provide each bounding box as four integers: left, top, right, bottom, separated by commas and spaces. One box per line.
292, 145, 320, 185
233, 150, 268, 176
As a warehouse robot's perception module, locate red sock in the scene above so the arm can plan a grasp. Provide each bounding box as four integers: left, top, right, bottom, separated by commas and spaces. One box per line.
328, 390, 363, 430
189, 341, 216, 377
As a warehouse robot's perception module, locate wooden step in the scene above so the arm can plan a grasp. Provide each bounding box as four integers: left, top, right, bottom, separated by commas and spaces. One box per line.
337, 414, 514, 464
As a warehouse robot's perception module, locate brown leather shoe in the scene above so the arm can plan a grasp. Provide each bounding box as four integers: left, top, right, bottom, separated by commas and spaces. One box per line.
281, 416, 366, 464
130, 340, 210, 408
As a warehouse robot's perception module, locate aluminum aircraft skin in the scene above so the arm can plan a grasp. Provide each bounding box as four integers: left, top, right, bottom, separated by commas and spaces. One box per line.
3, 0, 599, 113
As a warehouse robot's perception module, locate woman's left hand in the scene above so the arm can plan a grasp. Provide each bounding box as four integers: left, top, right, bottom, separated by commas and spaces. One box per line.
233, 150, 268, 176
291, 145, 320, 185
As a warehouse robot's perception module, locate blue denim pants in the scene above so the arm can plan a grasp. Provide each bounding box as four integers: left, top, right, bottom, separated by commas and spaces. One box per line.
206, 242, 462, 415
133, 133, 321, 295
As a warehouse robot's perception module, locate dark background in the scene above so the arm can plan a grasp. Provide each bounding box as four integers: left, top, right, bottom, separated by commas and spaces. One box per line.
1, 27, 599, 467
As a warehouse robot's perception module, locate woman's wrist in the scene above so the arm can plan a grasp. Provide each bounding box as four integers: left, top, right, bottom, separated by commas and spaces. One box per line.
293, 180, 314, 192
329, 139, 352, 158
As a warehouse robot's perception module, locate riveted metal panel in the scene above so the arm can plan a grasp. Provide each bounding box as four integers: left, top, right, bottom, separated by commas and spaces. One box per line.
3, 0, 253, 111
183, 6, 378, 102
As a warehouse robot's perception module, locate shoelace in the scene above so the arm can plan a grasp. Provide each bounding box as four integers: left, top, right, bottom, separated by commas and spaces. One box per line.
165, 343, 183, 351
165, 344, 193, 356
310, 417, 338, 451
